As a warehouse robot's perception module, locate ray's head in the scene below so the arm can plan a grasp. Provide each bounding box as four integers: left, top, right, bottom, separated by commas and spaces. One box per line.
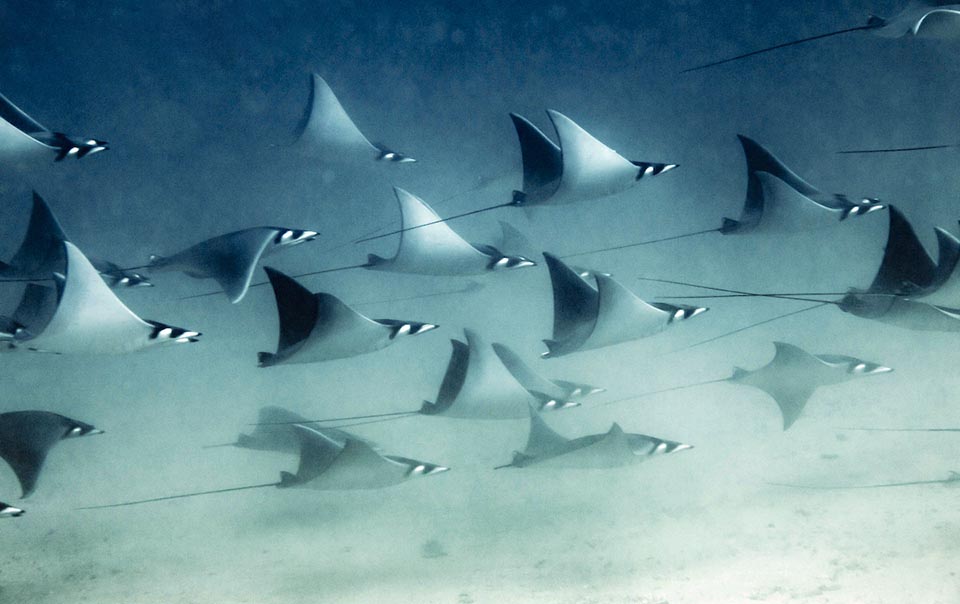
63, 419, 104, 439
377, 148, 416, 163
538, 398, 580, 412
489, 254, 537, 271
842, 197, 886, 220
388, 321, 439, 339
273, 229, 319, 249
147, 320, 202, 346
0, 503, 24, 518
633, 436, 693, 457
404, 461, 450, 479
845, 360, 893, 377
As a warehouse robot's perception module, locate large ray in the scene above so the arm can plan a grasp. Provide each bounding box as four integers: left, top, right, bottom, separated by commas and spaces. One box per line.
682, 2, 960, 73
18, 241, 201, 354
720, 136, 884, 235
420, 329, 581, 419
0, 90, 107, 165
510, 110, 677, 208
364, 187, 535, 276
257, 267, 437, 366
496, 406, 692, 469
148, 227, 318, 303
562, 135, 883, 260
293, 73, 414, 164
80, 424, 447, 509
542, 253, 707, 358
0, 411, 103, 498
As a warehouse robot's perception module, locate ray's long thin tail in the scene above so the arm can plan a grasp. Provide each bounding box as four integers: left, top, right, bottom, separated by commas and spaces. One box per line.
669, 303, 831, 354
595, 377, 730, 409
837, 144, 958, 155
77, 481, 279, 510
682, 23, 880, 73
251, 409, 420, 426
354, 202, 517, 244
178, 263, 370, 301
840, 427, 960, 433
767, 472, 960, 490
561, 228, 721, 260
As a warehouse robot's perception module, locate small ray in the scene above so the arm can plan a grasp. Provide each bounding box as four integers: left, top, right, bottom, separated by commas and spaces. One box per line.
364, 187, 535, 276
683, 2, 960, 73
496, 405, 692, 469
769, 471, 960, 490
293, 73, 414, 164
80, 423, 446, 509
0, 90, 108, 164
0, 411, 103, 498
492, 342, 605, 403
257, 267, 438, 367
599, 342, 890, 431
420, 329, 581, 419
15, 241, 201, 354
541, 253, 707, 358
148, 226, 318, 303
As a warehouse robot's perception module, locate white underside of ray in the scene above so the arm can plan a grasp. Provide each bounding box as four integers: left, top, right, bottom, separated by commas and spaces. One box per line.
24, 242, 156, 354
368, 187, 494, 275
285, 295, 393, 363
547, 110, 639, 206
295, 74, 378, 161
580, 275, 674, 352
443, 330, 541, 419
493, 343, 571, 401
298, 438, 410, 490
752, 171, 845, 233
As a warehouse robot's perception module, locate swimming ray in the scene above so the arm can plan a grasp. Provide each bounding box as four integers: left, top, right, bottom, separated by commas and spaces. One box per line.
602, 342, 891, 430
560, 136, 883, 259
293, 73, 414, 164
80, 424, 447, 509
257, 267, 437, 367
719, 136, 885, 235
510, 110, 677, 208
355, 111, 677, 244
0, 502, 24, 517
495, 405, 692, 469
0, 90, 107, 164
491, 342, 605, 402
17, 241, 201, 354
682, 2, 960, 73
421, 329, 582, 418
0, 411, 103, 498
147, 226, 318, 303
91, 259, 152, 289
364, 187, 535, 276
542, 253, 707, 358
769, 471, 960, 490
